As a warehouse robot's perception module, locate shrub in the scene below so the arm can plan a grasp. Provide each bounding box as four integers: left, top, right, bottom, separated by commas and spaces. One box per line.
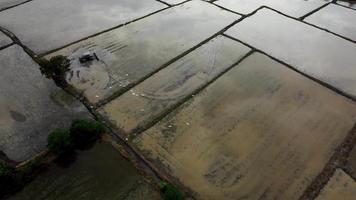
38, 55, 70, 86
160, 182, 184, 200
70, 119, 105, 149
47, 129, 73, 155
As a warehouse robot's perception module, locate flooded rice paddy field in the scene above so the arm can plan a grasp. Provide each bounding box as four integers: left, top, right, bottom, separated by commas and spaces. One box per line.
0, 45, 90, 162
133, 53, 356, 199
98, 36, 250, 134
9, 142, 161, 200
225, 8, 356, 99
48, 0, 238, 104
305, 4, 356, 41
1, 0, 356, 199
0, 0, 166, 54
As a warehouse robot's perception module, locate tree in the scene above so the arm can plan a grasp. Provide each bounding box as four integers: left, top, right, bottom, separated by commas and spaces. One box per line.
47, 129, 73, 155
69, 119, 105, 149
160, 182, 184, 200
38, 55, 70, 86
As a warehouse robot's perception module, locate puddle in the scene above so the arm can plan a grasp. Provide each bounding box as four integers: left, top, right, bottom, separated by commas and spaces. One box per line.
215, 0, 330, 17
305, 4, 356, 41
98, 35, 250, 134
8, 142, 161, 200
49, 0, 239, 104
226, 8, 356, 99
134, 53, 356, 200
0, 0, 166, 53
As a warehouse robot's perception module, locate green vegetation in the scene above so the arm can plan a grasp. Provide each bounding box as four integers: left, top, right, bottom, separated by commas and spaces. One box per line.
47, 119, 105, 155
70, 119, 105, 149
160, 182, 184, 200
47, 129, 73, 155
38, 55, 70, 86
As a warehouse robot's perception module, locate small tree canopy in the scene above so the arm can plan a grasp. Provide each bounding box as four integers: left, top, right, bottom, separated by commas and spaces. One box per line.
70, 119, 105, 149
38, 55, 70, 86
160, 182, 184, 200
47, 128, 73, 155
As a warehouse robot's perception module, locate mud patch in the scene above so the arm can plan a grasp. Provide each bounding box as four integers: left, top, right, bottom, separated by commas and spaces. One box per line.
9, 110, 26, 122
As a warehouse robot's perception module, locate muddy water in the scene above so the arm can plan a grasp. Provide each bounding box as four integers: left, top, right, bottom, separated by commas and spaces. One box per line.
99, 35, 250, 135
133, 53, 356, 200
8, 142, 161, 200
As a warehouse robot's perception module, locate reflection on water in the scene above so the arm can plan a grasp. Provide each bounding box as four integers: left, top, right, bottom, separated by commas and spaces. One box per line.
50, 0, 238, 104
0, 0, 165, 53
9, 142, 161, 200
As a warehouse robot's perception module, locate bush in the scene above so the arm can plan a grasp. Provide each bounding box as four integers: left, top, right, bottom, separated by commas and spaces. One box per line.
38, 55, 70, 86
160, 182, 184, 200
70, 119, 105, 149
47, 129, 73, 155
